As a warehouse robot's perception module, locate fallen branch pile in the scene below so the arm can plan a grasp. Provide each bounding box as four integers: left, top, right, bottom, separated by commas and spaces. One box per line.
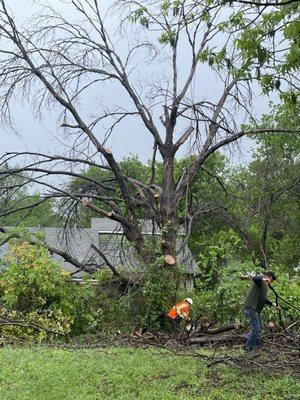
115, 328, 300, 375
206, 334, 300, 376
1, 317, 299, 375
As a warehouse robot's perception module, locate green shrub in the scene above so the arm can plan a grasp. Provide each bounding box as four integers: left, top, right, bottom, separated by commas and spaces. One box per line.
190, 261, 300, 328
265, 266, 300, 327
139, 258, 180, 330
0, 241, 101, 340
96, 258, 182, 332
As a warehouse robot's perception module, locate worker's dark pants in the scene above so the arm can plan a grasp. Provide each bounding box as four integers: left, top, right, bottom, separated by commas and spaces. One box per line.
168, 316, 182, 331
244, 307, 262, 350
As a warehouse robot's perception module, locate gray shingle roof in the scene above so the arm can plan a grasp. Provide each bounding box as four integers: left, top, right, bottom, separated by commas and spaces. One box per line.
92, 218, 197, 274
91, 218, 185, 235
0, 227, 101, 277
0, 220, 199, 277
91, 218, 163, 235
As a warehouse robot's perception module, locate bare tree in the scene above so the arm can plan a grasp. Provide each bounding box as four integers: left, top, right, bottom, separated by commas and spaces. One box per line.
0, 0, 299, 275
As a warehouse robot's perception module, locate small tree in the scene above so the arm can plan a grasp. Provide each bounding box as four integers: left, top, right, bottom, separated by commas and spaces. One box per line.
214, 98, 300, 268
0, 239, 100, 339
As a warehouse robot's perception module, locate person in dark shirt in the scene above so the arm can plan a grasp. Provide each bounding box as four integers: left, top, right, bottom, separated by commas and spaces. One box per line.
241, 271, 280, 352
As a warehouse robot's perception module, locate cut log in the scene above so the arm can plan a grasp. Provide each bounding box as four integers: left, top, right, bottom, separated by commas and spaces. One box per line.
189, 322, 243, 338
189, 334, 245, 345
80, 199, 90, 206
206, 322, 244, 334
164, 254, 176, 265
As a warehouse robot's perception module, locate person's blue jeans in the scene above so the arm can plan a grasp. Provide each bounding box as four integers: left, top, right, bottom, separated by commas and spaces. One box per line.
244, 307, 262, 350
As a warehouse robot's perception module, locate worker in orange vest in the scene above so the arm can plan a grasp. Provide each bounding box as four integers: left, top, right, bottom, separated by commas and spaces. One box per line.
167, 298, 193, 330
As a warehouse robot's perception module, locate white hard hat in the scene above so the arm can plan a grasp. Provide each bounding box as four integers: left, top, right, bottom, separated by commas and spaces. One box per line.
185, 298, 193, 305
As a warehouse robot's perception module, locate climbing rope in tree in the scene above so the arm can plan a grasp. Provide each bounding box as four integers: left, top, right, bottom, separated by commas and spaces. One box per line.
269, 284, 300, 340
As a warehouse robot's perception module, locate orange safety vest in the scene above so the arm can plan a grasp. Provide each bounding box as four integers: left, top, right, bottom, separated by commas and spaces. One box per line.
167, 300, 190, 320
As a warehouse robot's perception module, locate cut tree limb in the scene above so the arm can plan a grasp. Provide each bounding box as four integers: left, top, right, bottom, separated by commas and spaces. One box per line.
205, 322, 244, 334
0, 318, 65, 336
90, 244, 133, 286
188, 334, 245, 345
189, 322, 244, 338
164, 254, 176, 265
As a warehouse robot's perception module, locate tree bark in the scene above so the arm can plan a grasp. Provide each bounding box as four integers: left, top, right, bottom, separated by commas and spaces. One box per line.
160, 151, 178, 265
188, 334, 245, 345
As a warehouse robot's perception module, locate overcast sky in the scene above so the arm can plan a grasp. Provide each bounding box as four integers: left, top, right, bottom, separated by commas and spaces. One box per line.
0, 0, 274, 166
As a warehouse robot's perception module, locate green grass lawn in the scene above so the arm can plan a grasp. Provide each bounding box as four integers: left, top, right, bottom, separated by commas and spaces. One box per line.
0, 346, 298, 400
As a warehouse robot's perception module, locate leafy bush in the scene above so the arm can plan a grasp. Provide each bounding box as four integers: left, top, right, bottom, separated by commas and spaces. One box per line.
190, 261, 300, 328
2, 239, 297, 341
139, 258, 180, 330
93, 256, 182, 332
0, 241, 101, 341
190, 229, 245, 289
92, 269, 136, 331
265, 266, 300, 327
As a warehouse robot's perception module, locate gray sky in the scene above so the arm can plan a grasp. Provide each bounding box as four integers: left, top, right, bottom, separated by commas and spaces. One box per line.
0, 0, 272, 166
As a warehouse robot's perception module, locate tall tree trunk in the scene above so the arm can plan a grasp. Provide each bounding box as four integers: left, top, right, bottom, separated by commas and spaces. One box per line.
160, 153, 178, 265
123, 220, 147, 261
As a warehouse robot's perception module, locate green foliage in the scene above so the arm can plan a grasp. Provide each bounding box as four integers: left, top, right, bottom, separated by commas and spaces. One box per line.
129, 6, 148, 24
125, 0, 299, 87
266, 266, 300, 324
93, 269, 136, 330
1, 242, 68, 310
92, 240, 182, 331
0, 166, 57, 227
190, 97, 299, 272
158, 30, 176, 46
140, 256, 180, 330
191, 261, 299, 328
0, 240, 100, 340
232, 4, 300, 91
191, 229, 243, 289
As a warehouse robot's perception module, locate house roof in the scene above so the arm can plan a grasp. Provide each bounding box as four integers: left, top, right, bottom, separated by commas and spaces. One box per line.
0, 227, 101, 277
91, 218, 185, 235
0, 219, 199, 277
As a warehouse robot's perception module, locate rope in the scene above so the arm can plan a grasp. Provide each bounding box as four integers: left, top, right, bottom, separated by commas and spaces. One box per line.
269, 284, 287, 334
269, 284, 300, 342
